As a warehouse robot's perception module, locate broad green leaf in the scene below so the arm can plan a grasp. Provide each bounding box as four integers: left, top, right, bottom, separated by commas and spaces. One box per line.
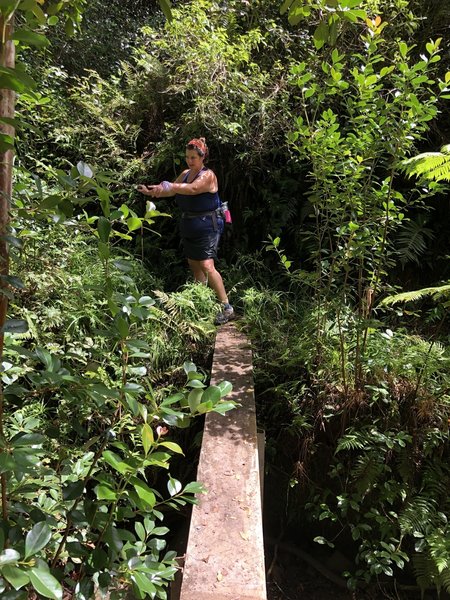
135, 522, 146, 542
280, 0, 294, 15
0, 233, 22, 248
159, 441, 184, 455
0, 0, 17, 15
95, 483, 117, 500
314, 20, 329, 50
213, 402, 236, 415
0, 134, 14, 152
0, 68, 36, 93
167, 477, 182, 497
139, 295, 155, 306
340, 0, 363, 7
113, 259, 132, 273
183, 481, 206, 494
126, 216, 142, 232
102, 450, 130, 475
97, 216, 111, 243
188, 389, 203, 414
217, 380, 232, 397
186, 379, 205, 389
91, 546, 108, 569
29, 566, 62, 600
103, 526, 123, 553
202, 385, 221, 405
28, 0, 46, 24
158, 0, 172, 21
0, 276, 24, 291
2, 564, 29, 589
74, 579, 94, 600
11, 29, 48, 48
63, 18, 75, 37
115, 316, 129, 339
0, 548, 20, 566
1, 319, 28, 334
35, 347, 52, 369
131, 571, 157, 595
10, 432, 45, 447
162, 413, 191, 428
183, 361, 197, 374
38, 195, 62, 210
161, 392, 184, 406
25, 522, 51, 558
141, 423, 154, 455
130, 477, 156, 508
196, 400, 213, 414
399, 41, 408, 58
76, 161, 93, 178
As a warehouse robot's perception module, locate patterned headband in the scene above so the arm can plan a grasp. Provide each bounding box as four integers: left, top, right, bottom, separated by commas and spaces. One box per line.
187, 138, 207, 155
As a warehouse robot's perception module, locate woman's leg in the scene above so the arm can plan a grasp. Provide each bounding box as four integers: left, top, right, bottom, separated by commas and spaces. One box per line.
187, 258, 207, 284
196, 258, 229, 303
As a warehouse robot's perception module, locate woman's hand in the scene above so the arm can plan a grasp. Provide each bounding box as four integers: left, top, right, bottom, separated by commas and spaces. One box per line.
136, 184, 152, 196
137, 184, 164, 197
149, 184, 164, 198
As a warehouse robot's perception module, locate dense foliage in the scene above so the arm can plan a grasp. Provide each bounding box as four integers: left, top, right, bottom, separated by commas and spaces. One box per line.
0, 0, 449, 598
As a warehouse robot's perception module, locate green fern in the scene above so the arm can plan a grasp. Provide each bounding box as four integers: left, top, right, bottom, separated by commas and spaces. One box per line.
395, 217, 434, 267
381, 283, 450, 306
351, 453, 385, 497
399, 496, 440, 536
402, 144, 450, 181
334, 429, 366, 453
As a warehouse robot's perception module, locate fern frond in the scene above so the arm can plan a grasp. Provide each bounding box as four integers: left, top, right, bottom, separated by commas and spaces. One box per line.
441, 567, 450, 593
399, 496, 439, 536
421, 463, 450, 501
352, 454, 384, 496
413, 552, 437, 593
381, 284, 450, 306
335, 430, 366, 453
402, 145, 450, 181
395, 218, 434, 267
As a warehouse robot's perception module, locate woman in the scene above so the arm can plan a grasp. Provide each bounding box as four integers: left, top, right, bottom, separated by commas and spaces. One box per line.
137, 137, 234, 325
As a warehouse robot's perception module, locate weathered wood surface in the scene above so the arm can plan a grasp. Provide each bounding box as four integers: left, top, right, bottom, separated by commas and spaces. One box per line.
179, 323, 267, 600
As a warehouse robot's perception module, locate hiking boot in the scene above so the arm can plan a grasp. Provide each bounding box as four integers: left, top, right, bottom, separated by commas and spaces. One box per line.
214, 305, 235, 326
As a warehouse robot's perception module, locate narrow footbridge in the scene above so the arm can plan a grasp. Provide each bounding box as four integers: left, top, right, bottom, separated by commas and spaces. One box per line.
176, 323, 267, 600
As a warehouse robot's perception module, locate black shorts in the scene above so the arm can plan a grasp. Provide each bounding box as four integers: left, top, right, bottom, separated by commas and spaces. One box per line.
182, 230, 221, 261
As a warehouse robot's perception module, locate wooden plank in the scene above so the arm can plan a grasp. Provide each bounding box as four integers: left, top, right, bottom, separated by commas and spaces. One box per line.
179, 323, 267, 600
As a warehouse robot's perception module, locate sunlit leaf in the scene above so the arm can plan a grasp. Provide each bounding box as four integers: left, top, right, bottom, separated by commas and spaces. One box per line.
0, 548, 20, 566
142, 423, 154, 455
29, 566, 63, 600
167, 476, 182, 497
25, 522, 52, 558
2, 564, 30, 590
159, 441, 184, 455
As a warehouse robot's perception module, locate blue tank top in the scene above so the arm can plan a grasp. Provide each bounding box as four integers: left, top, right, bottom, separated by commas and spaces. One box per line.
175, 168, 221, 213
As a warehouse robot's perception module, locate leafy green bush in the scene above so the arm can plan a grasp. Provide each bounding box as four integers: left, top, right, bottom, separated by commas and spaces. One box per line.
241, 279, 450, 593
0, 160, 233, 598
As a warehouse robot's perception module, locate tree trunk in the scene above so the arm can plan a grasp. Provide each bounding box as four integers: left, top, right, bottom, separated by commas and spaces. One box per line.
0, 14, 15, 357
0, 14, 15, 521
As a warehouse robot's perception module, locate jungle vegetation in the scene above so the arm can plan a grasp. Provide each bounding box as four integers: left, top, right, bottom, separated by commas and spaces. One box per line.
0, 0, 449, 598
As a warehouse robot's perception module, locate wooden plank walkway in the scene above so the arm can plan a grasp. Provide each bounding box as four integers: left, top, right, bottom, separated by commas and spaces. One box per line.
178, 323, 267, 600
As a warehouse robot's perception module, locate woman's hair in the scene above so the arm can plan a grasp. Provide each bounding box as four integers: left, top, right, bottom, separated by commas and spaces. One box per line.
186, 137, 208, 159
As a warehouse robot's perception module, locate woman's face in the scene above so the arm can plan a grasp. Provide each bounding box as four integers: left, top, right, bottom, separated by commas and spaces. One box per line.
185, 149, 204, 171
